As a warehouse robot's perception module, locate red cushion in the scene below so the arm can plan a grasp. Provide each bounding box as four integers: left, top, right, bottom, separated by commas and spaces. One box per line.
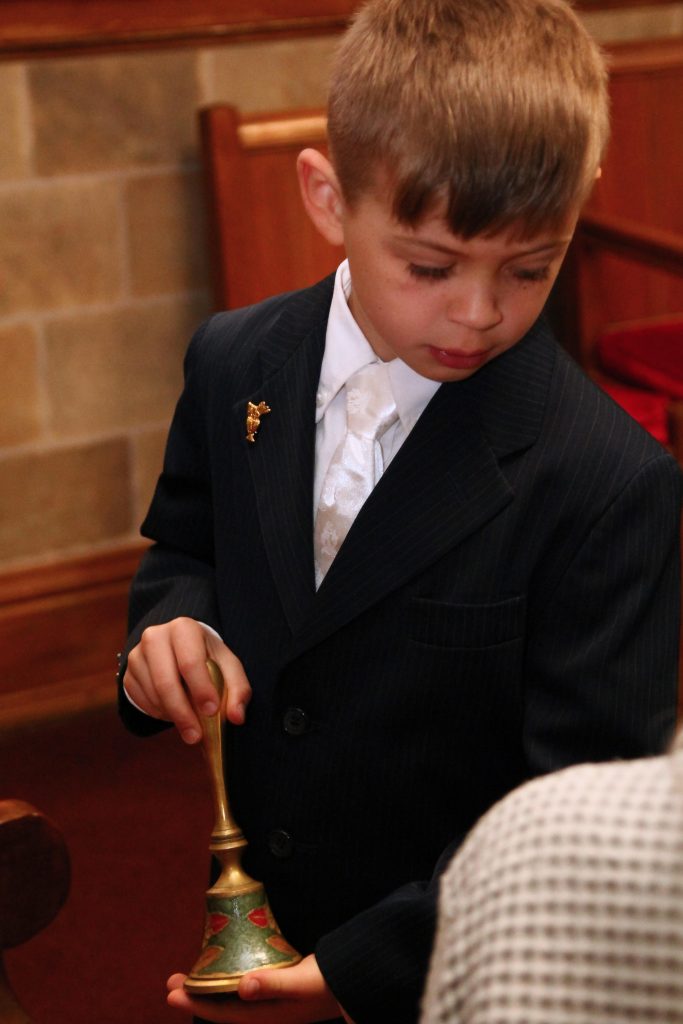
599, 379, 670, 445
597, 318, 683, 399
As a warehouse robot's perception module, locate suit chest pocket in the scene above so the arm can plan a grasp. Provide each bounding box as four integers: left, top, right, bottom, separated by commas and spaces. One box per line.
407, 594, 526, 649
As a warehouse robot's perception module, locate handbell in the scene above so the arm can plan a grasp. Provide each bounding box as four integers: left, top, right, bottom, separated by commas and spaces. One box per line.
184, 660, 301, 995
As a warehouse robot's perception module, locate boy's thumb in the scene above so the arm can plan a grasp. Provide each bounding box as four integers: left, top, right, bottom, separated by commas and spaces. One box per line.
239, 970, 284, 1001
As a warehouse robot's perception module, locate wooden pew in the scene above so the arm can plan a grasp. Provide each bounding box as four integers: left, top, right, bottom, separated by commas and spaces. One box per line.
553, 38, 683, 466
199, 104, 344, 311
0, 801, 70, 1023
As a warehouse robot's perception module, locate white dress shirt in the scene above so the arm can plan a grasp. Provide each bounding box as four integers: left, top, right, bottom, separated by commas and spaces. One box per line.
314, 260, 440, 512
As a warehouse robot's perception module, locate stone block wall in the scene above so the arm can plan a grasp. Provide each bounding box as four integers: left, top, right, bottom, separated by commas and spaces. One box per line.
0, 7, 680, 570
0, 36, 337, 568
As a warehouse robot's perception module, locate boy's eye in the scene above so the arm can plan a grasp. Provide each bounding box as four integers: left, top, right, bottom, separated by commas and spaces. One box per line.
512, 266, 551, 283
407, 263, 453, 281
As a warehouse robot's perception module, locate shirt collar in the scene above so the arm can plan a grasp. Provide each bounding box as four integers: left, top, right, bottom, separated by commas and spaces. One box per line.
316, 260, 440, 427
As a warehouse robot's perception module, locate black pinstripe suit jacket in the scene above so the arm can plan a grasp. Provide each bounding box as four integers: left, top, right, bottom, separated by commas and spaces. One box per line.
119, 274, 682, 1023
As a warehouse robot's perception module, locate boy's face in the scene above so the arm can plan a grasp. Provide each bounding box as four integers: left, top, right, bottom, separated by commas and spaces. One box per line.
340, 191, 577, 382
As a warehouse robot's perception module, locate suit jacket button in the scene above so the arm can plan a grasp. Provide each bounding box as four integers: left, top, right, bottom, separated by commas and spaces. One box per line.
283, 707, 310, 736
268, 829, 294, 859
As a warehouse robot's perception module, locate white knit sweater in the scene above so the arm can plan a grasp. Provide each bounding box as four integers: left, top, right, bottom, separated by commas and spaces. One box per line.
421, 745, 683, 1023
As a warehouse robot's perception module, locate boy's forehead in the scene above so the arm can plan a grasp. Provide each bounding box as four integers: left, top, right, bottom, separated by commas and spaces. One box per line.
352, 165, 579, 251
407, 211, 578, 254
355, 186, 578, 255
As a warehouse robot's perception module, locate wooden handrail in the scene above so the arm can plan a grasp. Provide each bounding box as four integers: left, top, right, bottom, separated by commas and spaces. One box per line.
238, 115, 327, 150
0, 2, 354, 60
578, 211, 683, 275
2, 2, 664, 61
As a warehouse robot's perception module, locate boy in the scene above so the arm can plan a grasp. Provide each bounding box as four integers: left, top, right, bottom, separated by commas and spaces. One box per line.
119, 1, 682, 1021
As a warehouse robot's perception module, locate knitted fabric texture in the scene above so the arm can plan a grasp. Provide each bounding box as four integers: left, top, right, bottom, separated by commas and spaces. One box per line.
421, 746, 683, 1023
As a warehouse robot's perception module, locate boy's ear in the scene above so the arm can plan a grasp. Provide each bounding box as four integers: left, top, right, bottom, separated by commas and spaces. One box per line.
297, 148, 345, 247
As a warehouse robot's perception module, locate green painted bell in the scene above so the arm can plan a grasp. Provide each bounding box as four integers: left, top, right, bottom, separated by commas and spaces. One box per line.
184, 661, 301, 995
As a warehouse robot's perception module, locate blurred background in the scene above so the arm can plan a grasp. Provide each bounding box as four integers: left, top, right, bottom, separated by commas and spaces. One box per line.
0, 2, 681, 1022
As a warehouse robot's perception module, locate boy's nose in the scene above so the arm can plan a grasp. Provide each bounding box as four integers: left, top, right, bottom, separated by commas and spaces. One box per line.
446, 286, 502, 331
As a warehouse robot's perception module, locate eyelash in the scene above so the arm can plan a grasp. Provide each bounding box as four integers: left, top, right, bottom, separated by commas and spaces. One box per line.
407, 263, 551, 284
408, 263, 452, 281
513, 267, 551, 283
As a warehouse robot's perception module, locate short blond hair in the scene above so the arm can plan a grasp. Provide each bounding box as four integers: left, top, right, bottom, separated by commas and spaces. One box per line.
327, 0, 609, 236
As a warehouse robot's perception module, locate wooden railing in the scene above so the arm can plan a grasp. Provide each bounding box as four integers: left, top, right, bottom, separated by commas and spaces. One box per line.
0, 1, 356, 59
0, 1, 674, 59
0, 544, 147, 730
579, 212, 683, 275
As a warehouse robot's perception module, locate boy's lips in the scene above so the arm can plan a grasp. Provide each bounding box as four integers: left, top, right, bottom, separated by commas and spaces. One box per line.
429, 346, 492, 370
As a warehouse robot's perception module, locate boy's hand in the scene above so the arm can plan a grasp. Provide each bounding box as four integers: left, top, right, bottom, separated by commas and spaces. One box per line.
123, 617, 251, 743
166, 955, 353, 1023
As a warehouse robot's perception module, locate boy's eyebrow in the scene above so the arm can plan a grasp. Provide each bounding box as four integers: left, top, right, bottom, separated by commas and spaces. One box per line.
393, 235, 573, 257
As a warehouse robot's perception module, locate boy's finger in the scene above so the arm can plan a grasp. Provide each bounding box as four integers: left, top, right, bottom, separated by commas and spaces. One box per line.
168, 619, 223, 718
166, 973, 187, 992
216, 651, 252, 725
138, 625, 206, 740
122, 660, 163, 718
166, 984, 237, 1021
158, 676, 204, 744
237, 955, 325, 1002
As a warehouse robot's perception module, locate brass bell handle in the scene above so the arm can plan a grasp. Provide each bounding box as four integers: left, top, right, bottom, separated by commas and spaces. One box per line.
200, 660, 236, 841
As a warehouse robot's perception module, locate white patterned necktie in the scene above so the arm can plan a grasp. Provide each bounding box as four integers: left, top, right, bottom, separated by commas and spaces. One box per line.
314, 361, 398, 588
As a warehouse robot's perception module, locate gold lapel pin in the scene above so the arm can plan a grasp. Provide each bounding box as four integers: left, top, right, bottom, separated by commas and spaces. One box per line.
246, 400, 271, 443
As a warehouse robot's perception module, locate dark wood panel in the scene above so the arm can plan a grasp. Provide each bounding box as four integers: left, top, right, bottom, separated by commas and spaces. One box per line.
0, 1, 357, 59
200, 104, 344, 310
0, 543, 145, 605
569, 38, 683, 360
551, 36, 683, 487
605, 35, 683, 73
0, 544, 146, 729
581, 0, 682, 5
0, 1, 677, 60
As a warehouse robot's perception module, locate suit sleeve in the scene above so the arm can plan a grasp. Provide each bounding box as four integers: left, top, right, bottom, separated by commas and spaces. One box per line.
317, 451, 682, 1023
117, 321, 221, 736
524, 450, 681, 770
316, 845, 461, 1023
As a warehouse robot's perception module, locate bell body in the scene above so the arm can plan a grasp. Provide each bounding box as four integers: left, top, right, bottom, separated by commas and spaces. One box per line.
185, 881, 301, 993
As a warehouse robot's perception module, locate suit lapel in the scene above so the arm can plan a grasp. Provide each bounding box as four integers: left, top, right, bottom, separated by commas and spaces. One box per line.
235, 278, 333, 635
235, 282, 557, 652
289, 321, 557, 657
289, 384, 512, 656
